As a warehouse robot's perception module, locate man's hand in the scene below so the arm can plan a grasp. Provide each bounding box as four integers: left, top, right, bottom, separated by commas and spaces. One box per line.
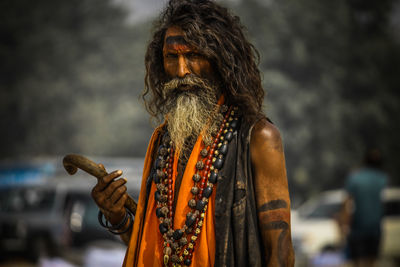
91, 164, 128, 226
250, 119, 294, 267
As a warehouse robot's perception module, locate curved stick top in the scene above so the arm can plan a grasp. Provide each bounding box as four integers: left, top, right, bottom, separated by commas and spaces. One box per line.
62, 154, 137, 214
63, 154, 108, 179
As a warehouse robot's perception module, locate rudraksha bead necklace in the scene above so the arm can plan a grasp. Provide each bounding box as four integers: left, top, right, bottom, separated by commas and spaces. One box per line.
152, 105, 239, 266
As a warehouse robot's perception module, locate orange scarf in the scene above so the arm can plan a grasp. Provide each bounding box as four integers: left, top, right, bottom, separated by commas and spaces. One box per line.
123, 102, 226, 266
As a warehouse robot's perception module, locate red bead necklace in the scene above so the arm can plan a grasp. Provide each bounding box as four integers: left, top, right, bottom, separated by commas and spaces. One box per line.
153, 105, 239, 266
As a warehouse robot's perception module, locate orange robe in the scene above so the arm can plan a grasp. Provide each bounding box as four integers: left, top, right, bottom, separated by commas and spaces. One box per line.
123, 126, 216, 267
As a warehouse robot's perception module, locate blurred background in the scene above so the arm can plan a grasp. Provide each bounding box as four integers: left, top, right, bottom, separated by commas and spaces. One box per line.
0, 0, 399, 266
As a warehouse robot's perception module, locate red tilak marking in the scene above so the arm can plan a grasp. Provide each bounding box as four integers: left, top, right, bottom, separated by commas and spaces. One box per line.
166, 43, 191, 52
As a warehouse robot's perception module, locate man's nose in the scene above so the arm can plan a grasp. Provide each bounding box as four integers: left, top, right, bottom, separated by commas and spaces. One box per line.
177, 56, 190, 78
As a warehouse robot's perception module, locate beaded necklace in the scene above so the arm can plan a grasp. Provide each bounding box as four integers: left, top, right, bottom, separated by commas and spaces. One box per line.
152, 105, 239, 266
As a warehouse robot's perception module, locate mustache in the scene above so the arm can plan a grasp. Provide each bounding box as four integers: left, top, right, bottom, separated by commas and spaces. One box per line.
163, 75, 214, 96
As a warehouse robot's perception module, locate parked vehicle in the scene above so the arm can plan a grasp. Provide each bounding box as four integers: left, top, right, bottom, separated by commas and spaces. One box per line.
291, 188, 400, 263
0, 157, 143, 264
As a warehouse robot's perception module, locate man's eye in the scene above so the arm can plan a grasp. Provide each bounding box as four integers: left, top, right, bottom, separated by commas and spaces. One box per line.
166, 53, 178, 59
187, 52, 201, 59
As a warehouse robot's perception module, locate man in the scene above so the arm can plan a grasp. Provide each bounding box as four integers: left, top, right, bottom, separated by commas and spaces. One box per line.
343, 149, 387, 267
91, 0, 294, 266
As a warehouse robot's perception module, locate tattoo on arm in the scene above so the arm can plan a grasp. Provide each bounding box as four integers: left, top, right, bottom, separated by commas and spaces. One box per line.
262, 220, 289, 267
258, 199, 290, 267
258, 199, 287, 213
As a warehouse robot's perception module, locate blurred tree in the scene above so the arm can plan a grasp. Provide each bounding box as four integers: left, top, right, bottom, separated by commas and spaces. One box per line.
0, 0, 153, 158
341, 0, 400, 188
228, 0, 400, 203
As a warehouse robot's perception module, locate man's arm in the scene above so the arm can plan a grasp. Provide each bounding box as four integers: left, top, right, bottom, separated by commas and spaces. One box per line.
337, 194, 352, 244
250, 119, 294, 267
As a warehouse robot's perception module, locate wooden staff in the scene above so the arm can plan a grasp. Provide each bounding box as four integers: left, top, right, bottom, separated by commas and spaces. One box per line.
62, 154, 137, 215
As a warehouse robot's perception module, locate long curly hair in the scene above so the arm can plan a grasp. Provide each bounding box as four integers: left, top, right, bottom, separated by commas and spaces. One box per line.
143, 0, 264, 122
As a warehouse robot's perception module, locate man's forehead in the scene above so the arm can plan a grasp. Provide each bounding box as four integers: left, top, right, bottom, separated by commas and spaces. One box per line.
163, 26, 192, 48
165, 26, 185, 38
165, 35, 188, 46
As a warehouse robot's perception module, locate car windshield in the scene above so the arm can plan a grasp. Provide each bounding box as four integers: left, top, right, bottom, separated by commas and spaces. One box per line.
303, 202, 342, 219
0, 187, 55, 212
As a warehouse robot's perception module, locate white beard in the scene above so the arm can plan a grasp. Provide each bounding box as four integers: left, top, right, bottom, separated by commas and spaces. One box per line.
163, 75, 222, 154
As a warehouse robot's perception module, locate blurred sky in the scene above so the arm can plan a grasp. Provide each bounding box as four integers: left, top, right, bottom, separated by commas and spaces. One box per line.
112, 0, 243, 24
112, 0, 166, 24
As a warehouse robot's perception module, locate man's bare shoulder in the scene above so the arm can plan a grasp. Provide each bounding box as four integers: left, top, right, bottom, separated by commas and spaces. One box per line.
250, 118, 283, 153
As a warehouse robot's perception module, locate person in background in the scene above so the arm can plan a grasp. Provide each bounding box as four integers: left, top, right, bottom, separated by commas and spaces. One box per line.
343, 148, 388, 267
